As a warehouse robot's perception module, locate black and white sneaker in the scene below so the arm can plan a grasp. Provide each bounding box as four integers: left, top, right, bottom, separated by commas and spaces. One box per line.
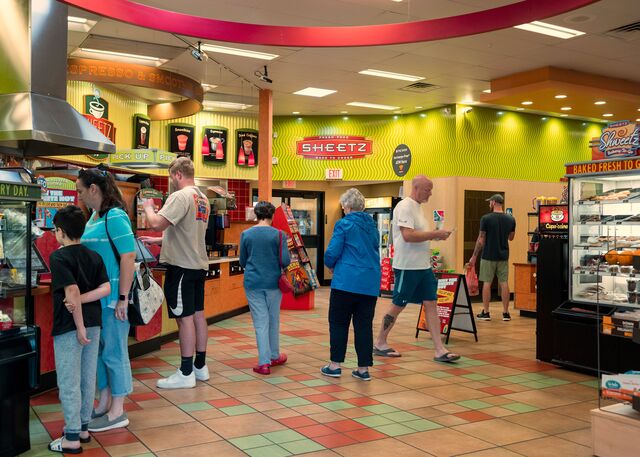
502, 312, 511, 321
476, 311, 491, 321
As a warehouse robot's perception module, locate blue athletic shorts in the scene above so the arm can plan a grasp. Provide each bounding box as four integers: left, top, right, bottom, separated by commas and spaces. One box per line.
392, 268, 438, 307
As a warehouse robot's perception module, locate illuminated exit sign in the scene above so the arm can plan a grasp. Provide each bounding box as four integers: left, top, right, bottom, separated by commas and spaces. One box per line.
325, 168, 343, 180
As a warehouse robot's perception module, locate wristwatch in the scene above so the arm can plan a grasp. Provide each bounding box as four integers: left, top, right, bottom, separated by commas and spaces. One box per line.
119, 294, 126, 301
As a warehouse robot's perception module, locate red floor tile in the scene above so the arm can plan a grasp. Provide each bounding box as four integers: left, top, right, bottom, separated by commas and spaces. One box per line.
312, 433, 359, 449
278, 416, 318, 428
344, 428, 387, 442
133, 372, 161, 380
288, 374, 316, 381
296, 424, 337, 438
374, 364, 400, 371
345, 397, 381, 407
124, 402, 142, 412
444, 368, 473, 376
93, 430, 139, 447
326, 419, 368, 432
303, 394, 337, 403
160, 342, 180, 349
478, 386, 514, 396
235, 344, 257, 350
219, 359, 256, 369
129, 392, 161, 402
282, 330, 324, 337
315, 385, 347, 393
454, 411, 494, 422
208, 398, 242, 408
375, 371, 397, 378
42, 419, 65, 438
30, 390, 60, 406
78, 448, 110, 456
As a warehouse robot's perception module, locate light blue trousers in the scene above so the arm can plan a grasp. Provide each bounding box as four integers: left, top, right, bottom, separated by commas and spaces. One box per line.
246, 289, 283, 366
54, 326, 100, 440
97, 308, 132, 397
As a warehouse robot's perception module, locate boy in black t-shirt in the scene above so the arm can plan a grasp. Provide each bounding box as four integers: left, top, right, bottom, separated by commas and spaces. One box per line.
48, 206, 110, 455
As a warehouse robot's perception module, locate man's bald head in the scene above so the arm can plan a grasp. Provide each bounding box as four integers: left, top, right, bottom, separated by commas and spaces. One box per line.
410, 175, 433, 203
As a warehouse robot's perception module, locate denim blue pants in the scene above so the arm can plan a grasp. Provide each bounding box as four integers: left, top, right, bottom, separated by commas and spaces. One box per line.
246, 289, 283, 366
54, 326, 100, 441
97, 308, 132, 397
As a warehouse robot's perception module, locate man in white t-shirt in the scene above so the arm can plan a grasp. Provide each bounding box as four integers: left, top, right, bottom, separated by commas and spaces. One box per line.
374, 175, 460, 363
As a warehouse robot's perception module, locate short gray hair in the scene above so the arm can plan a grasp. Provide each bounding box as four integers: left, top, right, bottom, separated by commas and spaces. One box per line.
340, 188, 365, 212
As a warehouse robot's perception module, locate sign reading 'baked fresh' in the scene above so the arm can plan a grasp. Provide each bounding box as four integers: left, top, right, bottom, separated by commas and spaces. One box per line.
296, 136, 373, 160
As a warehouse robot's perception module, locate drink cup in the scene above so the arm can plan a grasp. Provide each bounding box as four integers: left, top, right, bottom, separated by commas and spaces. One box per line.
140, 126, 147, 145
89, 100, 105, 118
177, 134, 188, 151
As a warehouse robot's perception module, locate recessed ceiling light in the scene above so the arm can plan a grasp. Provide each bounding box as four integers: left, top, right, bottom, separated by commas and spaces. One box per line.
561, 114, 569, 117
497, 111, 504, 115
76, 48, 167, 66
636, 118, 640, 122
555, 94, 567, 99
292, 111, 300, 115
603, 113, 614, 117
342, 116, 349, 120
340, 111, 348, 114
516, 107, 525, 111
358, 69, 424, 82
561, 107, 572, 111
415, 106, 423, 109
201, 83, 217, 91
203, 101, 251, 110
521, 101, 533, 105
482, 89, 492, 94
514, 21, 585, 39
461, 100, 474, 105
346, 102, 400, 111
420, 113, 426, 118
391, 0, 403, 3
293, 87, 337, 97
595, 101, 607, 105
393, 115, 399, 120
297, 117, 303, 121
200, 44, 279, 60
541, 117, 548, 121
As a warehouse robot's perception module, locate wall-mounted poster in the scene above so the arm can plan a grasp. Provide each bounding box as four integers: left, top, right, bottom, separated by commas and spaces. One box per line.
133, 114, 151, 149
236, 129, 259, 167
35, 176, 78, 229
168, 124, 195, 159
202, 126, 228, 163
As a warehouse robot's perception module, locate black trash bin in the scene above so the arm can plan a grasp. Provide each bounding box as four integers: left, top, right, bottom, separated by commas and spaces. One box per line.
0, 325, 40, 457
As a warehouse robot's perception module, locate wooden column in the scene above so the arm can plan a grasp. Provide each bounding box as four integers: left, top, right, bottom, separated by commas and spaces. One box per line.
258, 88, 273, 201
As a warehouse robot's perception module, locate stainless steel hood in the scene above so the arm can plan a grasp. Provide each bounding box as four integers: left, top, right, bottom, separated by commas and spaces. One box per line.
0, 0, 115, 156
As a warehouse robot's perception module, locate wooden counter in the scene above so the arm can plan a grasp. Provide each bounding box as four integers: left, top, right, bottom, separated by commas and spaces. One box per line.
514, 263, 536, 312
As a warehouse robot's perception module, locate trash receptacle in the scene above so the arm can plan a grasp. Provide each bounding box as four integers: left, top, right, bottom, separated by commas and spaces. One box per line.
0, 325, 40, 457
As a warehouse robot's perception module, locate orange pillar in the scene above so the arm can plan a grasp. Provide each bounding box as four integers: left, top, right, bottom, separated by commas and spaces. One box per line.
258, 89, 273, 202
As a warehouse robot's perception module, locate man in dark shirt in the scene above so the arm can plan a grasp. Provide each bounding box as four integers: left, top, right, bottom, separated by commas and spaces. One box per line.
469, 194, 516, 321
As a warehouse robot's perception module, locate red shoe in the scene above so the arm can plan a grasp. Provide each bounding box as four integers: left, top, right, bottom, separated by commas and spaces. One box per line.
270, 354, 288, 366
253, 364, 271, 375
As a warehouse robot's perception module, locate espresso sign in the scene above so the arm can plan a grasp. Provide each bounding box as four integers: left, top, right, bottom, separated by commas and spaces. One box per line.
236, 129, 259, 168
392, 144, 411, 176
296, 135, 373, 160
168, 124, 195, 159
202, 126, 228, 164
83, 95, 115, 145
133, 114, 151, 149
598, 121, 640, 158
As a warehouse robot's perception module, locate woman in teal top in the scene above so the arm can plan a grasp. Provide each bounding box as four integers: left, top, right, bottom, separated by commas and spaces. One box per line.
77, 169, 136, 433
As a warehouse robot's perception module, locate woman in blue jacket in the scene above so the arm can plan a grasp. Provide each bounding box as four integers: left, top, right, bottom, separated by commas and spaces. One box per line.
322, 188, 381, 381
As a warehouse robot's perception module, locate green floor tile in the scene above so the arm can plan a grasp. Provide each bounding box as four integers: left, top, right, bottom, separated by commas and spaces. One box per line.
17, 448, 57, 457
179, 401, 214, 412
520, 381, 549, 389
131, 367, 155, 374
245, 444, 292, 457
262, 430, 307, 444
30, 432, 54, 445
462, 359, 490, 366
234, 353, 255, 359
456, 399, 493, 410
278, 397, 312, 407
503, 402, 539, 413
265, 377, 292, 385
429, 370, 454, 378
32, 404, 63, 414
229, 374, 254, 381
220, 405, 257, 416
230, 434, 274, 450
539, 378, 570, 386
157, 369, 177, 377
403, 419, 443, 432
319, 400, 353, 411
363, 404, 401, 414
29, 421, 48, 435
300, 379, 330, 387
579, 380, 599, 389
374, 423, 417, 437
279, 439, 325, 454
520, 373, 549, 381
500, 375, 531, 383
382, 411, 422, 423
355, 415, 396, 427
462, 373, 491, 381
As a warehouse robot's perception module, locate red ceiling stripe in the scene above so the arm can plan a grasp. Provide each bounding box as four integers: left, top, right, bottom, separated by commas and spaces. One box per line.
61, 0, 599, 47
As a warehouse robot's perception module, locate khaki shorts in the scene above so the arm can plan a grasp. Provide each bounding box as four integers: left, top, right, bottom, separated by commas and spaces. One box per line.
479, 259, 509, 283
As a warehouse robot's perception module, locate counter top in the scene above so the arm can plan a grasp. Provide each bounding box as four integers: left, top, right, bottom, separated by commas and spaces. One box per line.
208, 256, 239, 265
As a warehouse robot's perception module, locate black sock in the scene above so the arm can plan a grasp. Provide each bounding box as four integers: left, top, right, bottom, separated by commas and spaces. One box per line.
180, 356, 193, 376
194, 351, 206, 369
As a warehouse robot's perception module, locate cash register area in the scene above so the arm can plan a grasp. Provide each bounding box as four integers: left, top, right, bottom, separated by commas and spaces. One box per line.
24, 290, 599, 457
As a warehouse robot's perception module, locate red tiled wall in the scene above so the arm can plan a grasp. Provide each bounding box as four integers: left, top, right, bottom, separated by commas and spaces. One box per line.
228, 179, 250, 222
150, 176, 169, 194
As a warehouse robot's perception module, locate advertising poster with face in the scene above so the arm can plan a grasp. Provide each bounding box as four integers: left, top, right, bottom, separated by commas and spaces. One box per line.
35, 176, 78, 229
236, 129, 259, 167
168, 124, 195, 159
202, 126, 228, 163
133, 114, 151, 149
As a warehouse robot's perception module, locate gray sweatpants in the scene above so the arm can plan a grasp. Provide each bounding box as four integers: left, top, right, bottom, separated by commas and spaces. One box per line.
53, 326, 100, 441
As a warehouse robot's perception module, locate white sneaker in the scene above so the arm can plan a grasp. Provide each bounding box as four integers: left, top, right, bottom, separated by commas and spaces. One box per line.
194, 365, 210, 381
156, 369, 196, 389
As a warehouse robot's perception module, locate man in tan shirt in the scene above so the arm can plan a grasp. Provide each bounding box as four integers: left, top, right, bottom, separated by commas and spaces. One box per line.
141, 157, 211, 389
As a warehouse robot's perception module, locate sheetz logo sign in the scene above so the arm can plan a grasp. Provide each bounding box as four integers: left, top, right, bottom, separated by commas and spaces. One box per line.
598, 121, 639, 158
296, 136, 373, 160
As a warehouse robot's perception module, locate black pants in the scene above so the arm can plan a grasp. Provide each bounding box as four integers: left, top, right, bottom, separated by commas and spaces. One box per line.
329, 289, 377, 367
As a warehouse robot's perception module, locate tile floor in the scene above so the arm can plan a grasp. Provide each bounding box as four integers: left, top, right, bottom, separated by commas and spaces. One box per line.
23, 288, 599, 456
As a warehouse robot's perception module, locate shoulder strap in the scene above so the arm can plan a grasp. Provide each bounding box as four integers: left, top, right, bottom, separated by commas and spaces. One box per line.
104, 209, 121, 264
278, 230, 283, 270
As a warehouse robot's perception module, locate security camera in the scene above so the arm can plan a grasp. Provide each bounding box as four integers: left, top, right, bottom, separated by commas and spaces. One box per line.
255, 65, 273, 84
191, 47, 203, 61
